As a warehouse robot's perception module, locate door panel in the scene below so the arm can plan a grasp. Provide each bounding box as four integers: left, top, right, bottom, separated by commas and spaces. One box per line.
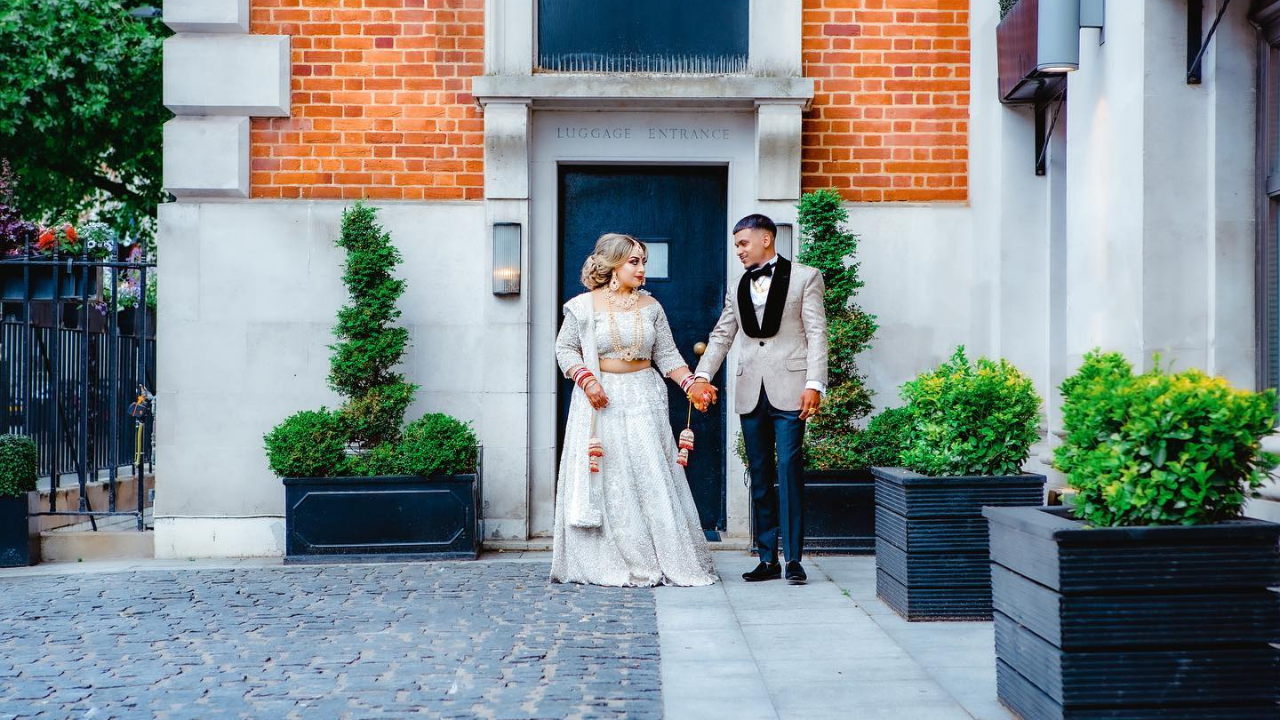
557, 165, 728, 531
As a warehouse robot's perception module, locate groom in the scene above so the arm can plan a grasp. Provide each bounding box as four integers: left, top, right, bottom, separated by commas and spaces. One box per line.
690, 214, 828, 585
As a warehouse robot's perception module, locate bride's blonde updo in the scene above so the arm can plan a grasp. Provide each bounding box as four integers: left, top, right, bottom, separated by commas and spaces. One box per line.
580, 233, 647, 290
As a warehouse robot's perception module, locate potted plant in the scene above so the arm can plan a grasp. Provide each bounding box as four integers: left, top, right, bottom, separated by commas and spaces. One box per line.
794, 189, 880, 552
265, 203, 481, 563
0, 194, 38, 301
102, 244, 157, 337
986, 351, 1280, 720
873, 347, 1046, 620
0, 434, 38, 567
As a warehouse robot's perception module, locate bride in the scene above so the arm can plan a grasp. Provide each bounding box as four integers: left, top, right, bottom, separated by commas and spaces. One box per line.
552, 233, 718, 587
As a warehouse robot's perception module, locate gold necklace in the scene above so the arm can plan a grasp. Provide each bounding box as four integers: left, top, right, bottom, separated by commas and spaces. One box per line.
606, 284, 639, 311
607, 307, 645, 361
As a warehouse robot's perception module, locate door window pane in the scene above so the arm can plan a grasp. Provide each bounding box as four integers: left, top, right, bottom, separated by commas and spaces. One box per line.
537, 0, 748, 74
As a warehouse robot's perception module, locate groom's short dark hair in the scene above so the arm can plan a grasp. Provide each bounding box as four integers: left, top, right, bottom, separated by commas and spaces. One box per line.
733, 214, 776, 239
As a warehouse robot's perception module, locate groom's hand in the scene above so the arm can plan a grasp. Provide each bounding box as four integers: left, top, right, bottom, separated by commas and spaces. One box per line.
798, 389, 821, 421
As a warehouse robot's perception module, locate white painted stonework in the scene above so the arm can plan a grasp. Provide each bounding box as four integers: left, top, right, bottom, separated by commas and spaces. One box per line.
162, 117, 250, 198
162, 0, 249, 34
163, 34, 291, 117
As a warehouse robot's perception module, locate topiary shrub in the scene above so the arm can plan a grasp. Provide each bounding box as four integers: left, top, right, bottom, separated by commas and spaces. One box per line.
263, 409, 348, 479
796, 189, 878, 470
1055, 350, 1279, 527
899, 346, 1041, 477
0, 434, 38, 498
328, 203, 418, 446
263, 203, 479, 479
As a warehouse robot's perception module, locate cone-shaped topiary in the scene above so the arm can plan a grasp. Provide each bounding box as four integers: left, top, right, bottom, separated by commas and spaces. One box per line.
796, 190, 879, 469
328, 202, 418, 445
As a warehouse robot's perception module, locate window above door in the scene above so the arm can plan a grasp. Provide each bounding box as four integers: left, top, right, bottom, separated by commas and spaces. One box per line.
536, 0, 748, 74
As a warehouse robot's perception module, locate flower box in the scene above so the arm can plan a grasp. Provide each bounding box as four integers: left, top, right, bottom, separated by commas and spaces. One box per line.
0, 263, 99, 301
804, 468, 876, 554
986, 505, 1280, 720
873, 466, 1045, 620
283, 473, 480, 563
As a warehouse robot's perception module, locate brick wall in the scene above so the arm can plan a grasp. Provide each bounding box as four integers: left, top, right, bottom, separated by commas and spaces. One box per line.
250, 0, 484, 200
801, 0, 970, 202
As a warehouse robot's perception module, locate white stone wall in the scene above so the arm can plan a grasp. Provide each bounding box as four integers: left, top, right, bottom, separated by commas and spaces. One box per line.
154, 201, 500, 557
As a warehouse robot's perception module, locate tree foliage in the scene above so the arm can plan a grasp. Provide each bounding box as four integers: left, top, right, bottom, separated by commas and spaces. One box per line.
0, 0, 169, 246
796, 190, 879, 469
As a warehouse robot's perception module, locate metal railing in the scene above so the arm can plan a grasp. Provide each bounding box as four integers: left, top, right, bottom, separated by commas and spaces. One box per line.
0, 248, 156, 531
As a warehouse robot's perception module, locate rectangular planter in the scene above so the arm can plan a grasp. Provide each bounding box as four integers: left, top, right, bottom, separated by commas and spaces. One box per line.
804, 468, 875, 554
0, 264, 99, 301
873, 467, 1045, 621
0, 495, 31, 568
986, 505, 1280, 720
283, 474, 479, 564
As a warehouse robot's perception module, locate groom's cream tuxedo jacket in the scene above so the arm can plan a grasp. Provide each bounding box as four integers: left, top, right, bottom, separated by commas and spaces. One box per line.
695, 256, 829, 414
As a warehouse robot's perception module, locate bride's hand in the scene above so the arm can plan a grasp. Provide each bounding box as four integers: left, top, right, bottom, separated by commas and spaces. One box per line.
585, 380, 609, 410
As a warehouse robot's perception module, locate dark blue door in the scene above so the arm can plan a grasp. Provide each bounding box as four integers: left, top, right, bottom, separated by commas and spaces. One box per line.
558, 166, 728, 532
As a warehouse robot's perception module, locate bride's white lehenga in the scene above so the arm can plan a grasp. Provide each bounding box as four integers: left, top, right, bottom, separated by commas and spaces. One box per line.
551, 292, 717, 587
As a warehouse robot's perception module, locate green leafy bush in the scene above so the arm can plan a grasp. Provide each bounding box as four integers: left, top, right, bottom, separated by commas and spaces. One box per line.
899, 347, 1041, 477
858, 406, 914, 468
1055, 350, 1279, 527
797, 189, 878, 470
263, 409, 348, 479
264, 204, 478, 478
0, 434, 38, 499
389, 414, 479, 477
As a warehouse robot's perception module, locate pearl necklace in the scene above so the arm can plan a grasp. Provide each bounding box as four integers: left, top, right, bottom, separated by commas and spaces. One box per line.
607, 307, 645, 361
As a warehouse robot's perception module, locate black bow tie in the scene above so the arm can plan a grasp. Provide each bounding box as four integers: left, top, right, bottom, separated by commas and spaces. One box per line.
748, 263, 774, 281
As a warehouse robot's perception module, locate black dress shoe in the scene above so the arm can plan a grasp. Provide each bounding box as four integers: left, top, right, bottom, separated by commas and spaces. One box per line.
785, 561, 807, 585
742, 561, 782, 582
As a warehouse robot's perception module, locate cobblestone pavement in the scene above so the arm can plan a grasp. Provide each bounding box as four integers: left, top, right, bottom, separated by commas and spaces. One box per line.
0, 562, 661, 720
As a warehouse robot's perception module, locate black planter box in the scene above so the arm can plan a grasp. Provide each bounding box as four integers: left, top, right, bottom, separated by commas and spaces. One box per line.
0, 495, 31, 568
805, 468, 875, 553
0, 264, 99, 301
116, 306, 156, 337
283, 474, 480, 564
872, 467, 1045, 621
985, 505, 1280, 720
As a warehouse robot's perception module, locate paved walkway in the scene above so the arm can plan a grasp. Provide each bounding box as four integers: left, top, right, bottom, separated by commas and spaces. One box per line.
0, 552, 1012, 720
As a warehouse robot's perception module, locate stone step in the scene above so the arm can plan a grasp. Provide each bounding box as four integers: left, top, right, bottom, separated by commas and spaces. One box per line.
39, 529, 154, 563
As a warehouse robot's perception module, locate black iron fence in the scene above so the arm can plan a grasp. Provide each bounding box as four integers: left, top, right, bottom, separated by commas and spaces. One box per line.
0, 249, 156, 530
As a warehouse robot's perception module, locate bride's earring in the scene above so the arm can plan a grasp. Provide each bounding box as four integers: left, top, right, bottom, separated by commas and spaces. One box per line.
609, 275, 619, 292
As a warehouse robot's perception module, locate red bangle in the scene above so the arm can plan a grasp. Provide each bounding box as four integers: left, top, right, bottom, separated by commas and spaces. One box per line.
680, 376, 697, 392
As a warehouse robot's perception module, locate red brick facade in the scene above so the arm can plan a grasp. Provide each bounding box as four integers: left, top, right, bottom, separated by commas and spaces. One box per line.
248, 0, 969, 203
801, 0, 970, 202
249, 0, 484, 200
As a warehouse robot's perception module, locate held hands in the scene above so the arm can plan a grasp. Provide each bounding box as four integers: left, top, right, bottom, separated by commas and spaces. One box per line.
798, 388, 822, 421
688, 381, 718, 412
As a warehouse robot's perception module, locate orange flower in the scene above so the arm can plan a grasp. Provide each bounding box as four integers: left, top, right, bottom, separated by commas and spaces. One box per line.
63, 224, 77, 241
37, 230, 54, 251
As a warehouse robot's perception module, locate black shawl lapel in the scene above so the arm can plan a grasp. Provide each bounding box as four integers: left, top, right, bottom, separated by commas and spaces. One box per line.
737, 256, 791, 339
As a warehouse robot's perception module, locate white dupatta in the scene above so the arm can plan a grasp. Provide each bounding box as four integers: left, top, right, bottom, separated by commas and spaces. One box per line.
563, 293, 604, 528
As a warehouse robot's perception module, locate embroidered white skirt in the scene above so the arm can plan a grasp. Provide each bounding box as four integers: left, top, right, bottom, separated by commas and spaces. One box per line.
551, 368, 717, 587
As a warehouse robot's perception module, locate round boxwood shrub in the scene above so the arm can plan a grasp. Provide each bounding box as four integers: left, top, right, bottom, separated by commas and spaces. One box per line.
263, 409, 348, 479
0, 434, 38, 498
1055, 350, 1279, 527
393, 414, 479, 477
899, 346, 1041, 477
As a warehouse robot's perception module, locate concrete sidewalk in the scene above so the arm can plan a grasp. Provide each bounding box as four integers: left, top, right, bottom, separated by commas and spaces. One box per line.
657, 553, 1013, 720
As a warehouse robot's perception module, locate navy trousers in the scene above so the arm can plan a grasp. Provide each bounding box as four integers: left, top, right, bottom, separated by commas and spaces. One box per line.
740, 387, 806, 564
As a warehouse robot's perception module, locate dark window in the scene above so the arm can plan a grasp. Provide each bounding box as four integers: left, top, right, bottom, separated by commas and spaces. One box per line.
537, 0, 748, 74
1258, 4, 1280, 389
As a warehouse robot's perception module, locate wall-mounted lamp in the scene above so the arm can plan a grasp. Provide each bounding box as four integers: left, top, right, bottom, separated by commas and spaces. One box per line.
774, 223, 794, 259
492, 222, 521, 296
